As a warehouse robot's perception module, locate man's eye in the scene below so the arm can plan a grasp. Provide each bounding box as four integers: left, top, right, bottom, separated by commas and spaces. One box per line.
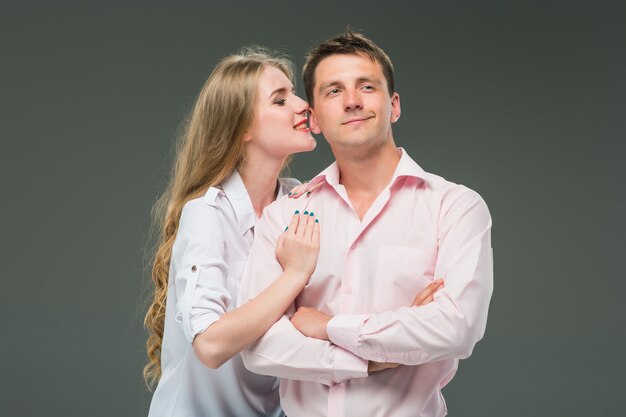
362, 85, 374, 91
328, 88, 339, 95
275, 99, 286, 105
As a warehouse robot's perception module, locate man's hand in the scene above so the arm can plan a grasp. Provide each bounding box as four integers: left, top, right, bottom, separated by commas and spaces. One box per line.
368, 278, 445, 374
291, 279, 445, 370
368, 361, 401, 373
291, 307, 332, 340
411, 278, 444, 306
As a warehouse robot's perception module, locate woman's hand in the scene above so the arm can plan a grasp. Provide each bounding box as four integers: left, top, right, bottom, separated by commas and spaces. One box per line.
275, 211, 320, 284
287, 180, 325, 199
193, 211, 321, 369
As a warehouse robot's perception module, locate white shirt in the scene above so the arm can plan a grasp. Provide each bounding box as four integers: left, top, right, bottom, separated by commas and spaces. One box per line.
148, 170, 299, 417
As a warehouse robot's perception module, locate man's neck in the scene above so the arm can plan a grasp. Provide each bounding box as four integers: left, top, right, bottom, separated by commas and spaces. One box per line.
334, 141, 401, 219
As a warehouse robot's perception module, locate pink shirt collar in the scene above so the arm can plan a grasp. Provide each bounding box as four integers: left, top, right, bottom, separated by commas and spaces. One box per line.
308, 147, 434, 190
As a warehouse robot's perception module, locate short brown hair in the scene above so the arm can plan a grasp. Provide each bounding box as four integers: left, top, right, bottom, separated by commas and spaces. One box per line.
303, 31, 394, 106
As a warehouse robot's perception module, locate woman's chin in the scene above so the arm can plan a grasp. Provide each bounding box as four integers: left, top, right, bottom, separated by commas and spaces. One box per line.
298, 136, 317, 153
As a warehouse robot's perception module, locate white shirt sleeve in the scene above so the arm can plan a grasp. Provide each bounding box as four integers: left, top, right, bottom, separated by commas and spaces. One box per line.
173, 198, 232, 344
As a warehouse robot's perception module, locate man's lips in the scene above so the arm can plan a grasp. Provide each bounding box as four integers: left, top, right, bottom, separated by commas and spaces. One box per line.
342, 116, 373, 125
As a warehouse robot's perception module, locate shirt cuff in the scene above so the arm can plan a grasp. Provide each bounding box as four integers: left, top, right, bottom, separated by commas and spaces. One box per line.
330, 344, 368, 384
177, 311, 222, 344
327, 314, 369, 357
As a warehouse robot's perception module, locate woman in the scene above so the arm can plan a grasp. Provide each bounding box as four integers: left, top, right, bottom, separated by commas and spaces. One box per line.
144, 47, 443, 417
144, 48, 319, 417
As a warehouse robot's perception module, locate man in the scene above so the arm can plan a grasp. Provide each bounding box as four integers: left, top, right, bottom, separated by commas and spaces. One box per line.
239, 31, 493, 417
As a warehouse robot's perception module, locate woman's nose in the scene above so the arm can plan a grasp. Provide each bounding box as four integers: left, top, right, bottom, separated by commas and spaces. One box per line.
294, 96, 309, 115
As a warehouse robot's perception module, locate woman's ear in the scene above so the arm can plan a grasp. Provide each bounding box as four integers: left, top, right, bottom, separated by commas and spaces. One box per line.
242, 130, 253, 143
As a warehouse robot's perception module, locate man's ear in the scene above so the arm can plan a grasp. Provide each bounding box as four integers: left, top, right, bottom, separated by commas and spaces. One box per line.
390, 92, 401, 123
309, 108, 322, 134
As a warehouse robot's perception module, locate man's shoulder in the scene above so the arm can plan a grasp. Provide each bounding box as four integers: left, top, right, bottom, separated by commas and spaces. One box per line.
415, 167, 463, 192
413, 166, 488, 209
398, 149, 475, 195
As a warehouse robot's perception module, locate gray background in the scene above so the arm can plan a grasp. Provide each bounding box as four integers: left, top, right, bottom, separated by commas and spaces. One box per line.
1, 1, 624, 416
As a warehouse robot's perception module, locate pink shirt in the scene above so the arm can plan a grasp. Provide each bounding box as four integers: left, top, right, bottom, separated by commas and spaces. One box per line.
239, 149, 493, 417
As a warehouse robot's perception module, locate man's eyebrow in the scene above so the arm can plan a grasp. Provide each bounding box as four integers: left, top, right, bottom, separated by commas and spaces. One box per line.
317, 81, 341, 93
356, 76, 380, 84
317, 76, 381, 93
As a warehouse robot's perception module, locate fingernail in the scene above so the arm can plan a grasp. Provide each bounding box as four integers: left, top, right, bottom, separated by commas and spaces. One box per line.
303, 211, 309, 215
294, 210, 299, 214
315, 219, 319, 223
293, 192, 298, 195
285, 226, 288, 231
288, 192, 292, 196
309, 212, 314, 216
306, 191, 312, 196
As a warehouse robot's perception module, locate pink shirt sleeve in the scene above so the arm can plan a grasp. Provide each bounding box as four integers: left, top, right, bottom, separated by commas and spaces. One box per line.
238, 200, 368, 386
327, 189, 493, 365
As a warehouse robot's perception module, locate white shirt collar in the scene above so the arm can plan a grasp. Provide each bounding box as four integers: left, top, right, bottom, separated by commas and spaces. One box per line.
220, 170, 256, 236
220, 170, 291, 236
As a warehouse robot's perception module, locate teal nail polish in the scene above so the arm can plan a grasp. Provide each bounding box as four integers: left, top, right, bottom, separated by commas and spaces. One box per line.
288, 192, 292, 196
294, 210, 299, 214
285, 226, 288, 231
303, 211, 309, 215
309, 212, 314, 216
315, 219, 319, 223
306, 191, 312, 196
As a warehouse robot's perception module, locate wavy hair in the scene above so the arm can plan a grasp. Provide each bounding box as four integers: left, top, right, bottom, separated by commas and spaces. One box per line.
143, 47, 294, 389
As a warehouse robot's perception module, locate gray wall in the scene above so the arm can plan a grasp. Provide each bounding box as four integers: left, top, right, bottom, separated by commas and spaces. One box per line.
1, 1, 624, 416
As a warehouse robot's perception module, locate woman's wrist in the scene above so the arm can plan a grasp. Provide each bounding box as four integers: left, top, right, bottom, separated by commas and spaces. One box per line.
281, 268, 311, 287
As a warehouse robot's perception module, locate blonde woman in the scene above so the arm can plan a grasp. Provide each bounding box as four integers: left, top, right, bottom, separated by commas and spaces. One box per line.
144, 49, 319, 417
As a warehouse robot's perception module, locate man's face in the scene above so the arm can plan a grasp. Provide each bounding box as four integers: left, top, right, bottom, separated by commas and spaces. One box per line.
309, 53, 400, 153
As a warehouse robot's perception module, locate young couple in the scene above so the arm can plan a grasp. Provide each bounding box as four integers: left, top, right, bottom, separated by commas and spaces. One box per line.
145, 31, 493, 417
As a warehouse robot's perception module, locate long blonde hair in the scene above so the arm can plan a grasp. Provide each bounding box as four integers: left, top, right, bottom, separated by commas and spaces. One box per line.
143, 48, 294, 389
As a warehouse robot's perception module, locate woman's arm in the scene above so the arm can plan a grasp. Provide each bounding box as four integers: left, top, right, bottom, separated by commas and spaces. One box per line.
192, 211, 319, 369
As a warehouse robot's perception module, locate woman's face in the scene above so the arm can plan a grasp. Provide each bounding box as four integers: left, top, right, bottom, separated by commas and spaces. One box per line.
244, 65, 317, 159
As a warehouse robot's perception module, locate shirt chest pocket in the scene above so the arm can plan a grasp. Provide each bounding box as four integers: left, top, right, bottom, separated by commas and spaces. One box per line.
373, 246, 436, 313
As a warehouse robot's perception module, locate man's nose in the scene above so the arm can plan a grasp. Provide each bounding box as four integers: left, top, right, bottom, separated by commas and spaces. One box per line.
343, 90, 363, 111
